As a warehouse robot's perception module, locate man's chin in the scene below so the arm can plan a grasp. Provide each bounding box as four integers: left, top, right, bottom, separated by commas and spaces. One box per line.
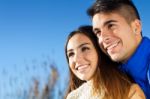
109, 54, 120, 62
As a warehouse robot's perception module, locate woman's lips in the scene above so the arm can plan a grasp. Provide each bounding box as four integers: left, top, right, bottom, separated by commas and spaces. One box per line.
75, 64, 89, 72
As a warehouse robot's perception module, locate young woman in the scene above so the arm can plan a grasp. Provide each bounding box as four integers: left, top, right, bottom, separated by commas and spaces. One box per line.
65, 25, 145, 99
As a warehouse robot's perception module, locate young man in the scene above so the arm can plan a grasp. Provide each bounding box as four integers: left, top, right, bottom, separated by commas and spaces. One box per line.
87, 0, 150, 98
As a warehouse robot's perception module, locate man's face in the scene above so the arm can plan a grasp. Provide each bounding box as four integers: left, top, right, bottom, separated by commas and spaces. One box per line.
92, 13, 141, 62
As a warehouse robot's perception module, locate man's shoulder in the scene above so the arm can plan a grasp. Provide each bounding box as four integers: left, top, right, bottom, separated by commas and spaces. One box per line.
143, 37, 150, 45
137, 36, 150, 54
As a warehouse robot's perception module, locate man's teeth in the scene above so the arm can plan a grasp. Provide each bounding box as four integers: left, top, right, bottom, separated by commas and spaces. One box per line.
107, 42, 118, 50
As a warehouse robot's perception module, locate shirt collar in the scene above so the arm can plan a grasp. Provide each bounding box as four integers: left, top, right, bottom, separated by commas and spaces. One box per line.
120, 37, 150, 74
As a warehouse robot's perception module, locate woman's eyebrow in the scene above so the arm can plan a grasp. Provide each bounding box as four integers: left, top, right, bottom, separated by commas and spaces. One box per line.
67, 42, 90, 52
78, 43, 90, 48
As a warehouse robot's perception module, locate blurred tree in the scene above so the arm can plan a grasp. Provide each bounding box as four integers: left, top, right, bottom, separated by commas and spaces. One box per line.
28, 62, 62, 99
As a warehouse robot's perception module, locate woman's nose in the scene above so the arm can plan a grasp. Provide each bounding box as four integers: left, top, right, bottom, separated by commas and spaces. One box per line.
74, 52, 83, 63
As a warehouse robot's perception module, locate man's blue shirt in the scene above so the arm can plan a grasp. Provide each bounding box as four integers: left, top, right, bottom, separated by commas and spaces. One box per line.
119, 37, 150, 99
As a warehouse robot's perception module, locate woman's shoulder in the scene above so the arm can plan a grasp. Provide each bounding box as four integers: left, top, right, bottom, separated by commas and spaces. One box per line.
66, 82, 104, 99
66, 90, 78, 99
128, 84, 146, 99
66, 83, 87, 99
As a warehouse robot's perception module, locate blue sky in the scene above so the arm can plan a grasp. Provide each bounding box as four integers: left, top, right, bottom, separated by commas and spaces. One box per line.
0, 0, 150, 99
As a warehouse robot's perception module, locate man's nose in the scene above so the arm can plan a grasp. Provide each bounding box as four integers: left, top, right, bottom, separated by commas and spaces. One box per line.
101, 30, 112, 44
103, 36, 112, 44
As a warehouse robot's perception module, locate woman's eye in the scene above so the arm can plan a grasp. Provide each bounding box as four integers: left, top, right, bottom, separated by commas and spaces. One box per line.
81, 47, 90, 52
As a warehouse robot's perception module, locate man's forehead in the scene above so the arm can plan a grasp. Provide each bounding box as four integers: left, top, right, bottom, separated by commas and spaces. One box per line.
92, 13, 123, 27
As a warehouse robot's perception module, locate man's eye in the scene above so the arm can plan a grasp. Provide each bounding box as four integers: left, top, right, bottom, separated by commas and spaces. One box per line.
108, 24, 114, 29
68, 52, 74, 57
81, 47, 90, 52
94, 30, 101, 37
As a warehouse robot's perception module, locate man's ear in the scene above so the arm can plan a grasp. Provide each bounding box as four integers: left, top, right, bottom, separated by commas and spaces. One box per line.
131, 19, 142, 43
132, 19, 142, 36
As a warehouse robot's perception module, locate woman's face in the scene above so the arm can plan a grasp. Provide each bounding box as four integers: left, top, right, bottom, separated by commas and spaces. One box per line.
67, 33, 98, 81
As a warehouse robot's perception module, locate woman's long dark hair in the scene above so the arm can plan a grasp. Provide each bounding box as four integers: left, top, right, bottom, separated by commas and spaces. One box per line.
65, 25, 133, 99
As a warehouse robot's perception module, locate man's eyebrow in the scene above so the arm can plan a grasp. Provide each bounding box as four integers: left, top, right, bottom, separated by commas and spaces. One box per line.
67, 49, 73, 53
103, 20, 117, 27
93, 20, 117, 32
